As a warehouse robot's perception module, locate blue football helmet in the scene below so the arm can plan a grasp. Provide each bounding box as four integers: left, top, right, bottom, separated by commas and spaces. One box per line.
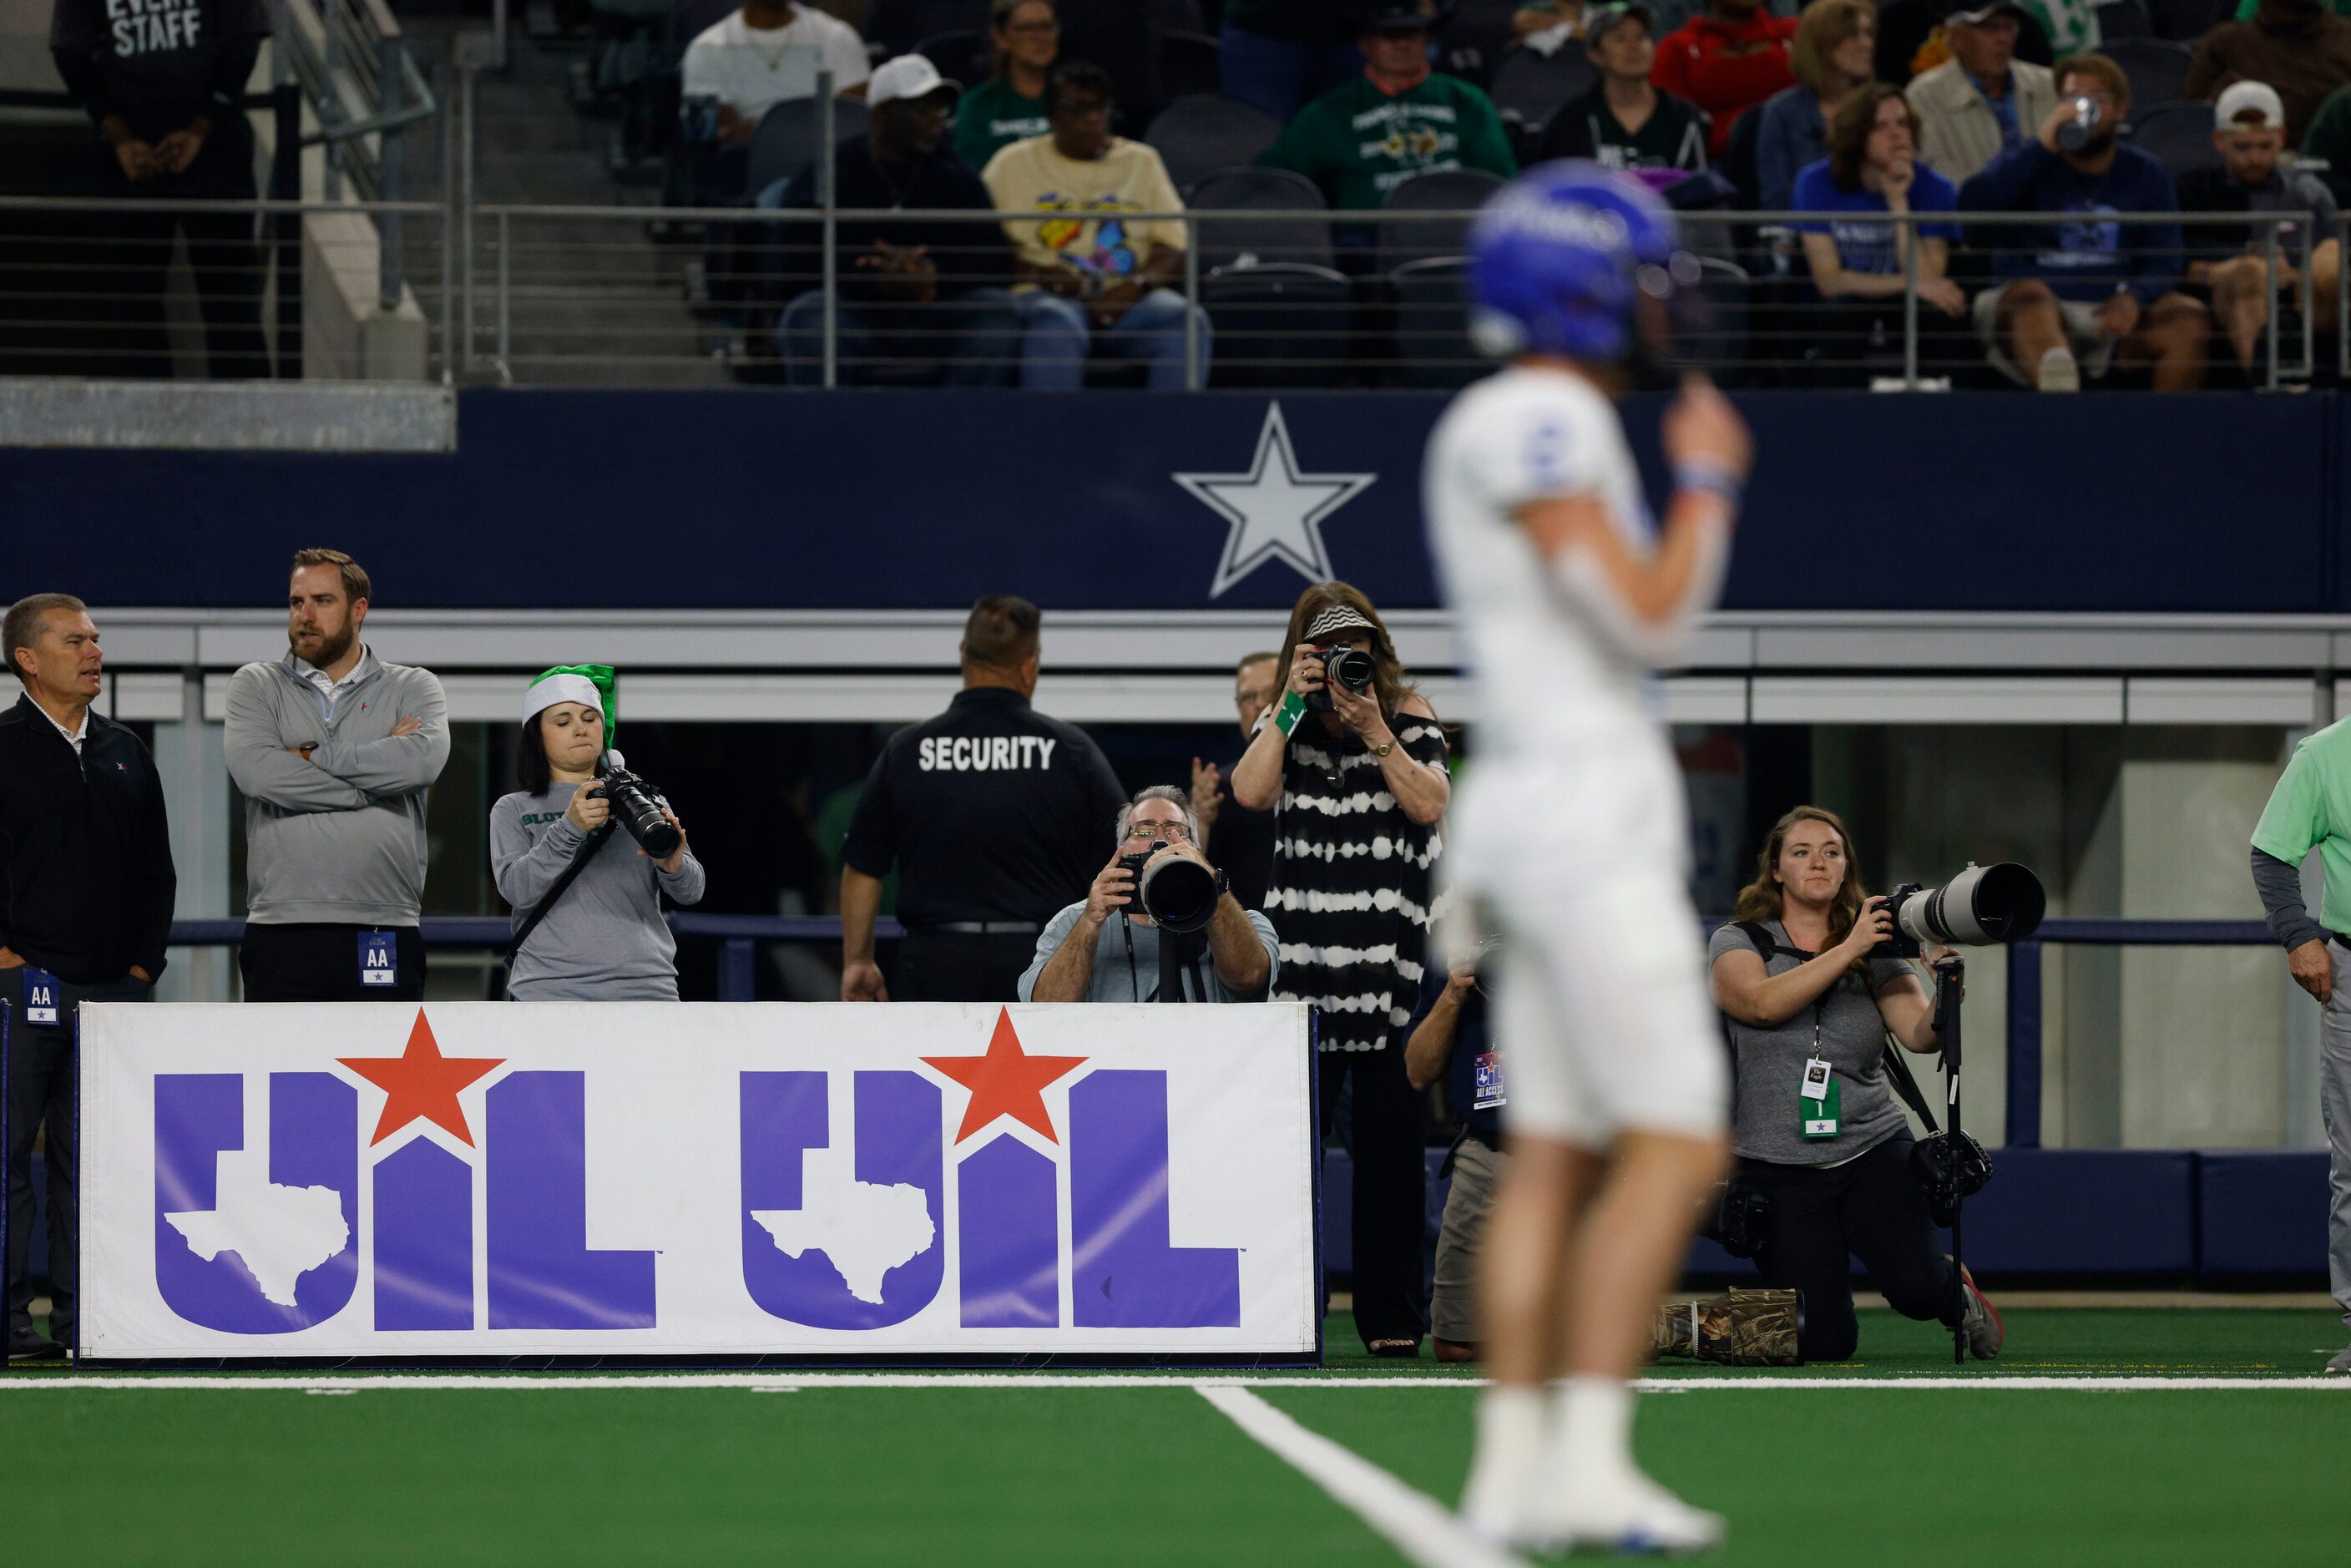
1467, 162, 1681, 363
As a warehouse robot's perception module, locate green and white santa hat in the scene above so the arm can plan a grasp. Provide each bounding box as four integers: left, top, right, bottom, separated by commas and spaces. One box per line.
522, 664, 617, 736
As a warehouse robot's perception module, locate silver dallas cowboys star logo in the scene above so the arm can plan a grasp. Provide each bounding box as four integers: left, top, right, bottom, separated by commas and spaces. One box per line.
1172, 402, 1377, 599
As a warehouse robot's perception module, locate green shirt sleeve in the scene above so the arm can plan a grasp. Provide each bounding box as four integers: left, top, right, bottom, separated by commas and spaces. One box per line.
2304, 85, 2351, 160
2252, 739, 2329, 863
1458, 89, 1519, 178
1255, 99, 1330, 181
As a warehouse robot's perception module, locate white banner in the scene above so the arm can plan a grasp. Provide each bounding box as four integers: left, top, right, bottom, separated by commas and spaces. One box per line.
76, 1001, 1320, 1362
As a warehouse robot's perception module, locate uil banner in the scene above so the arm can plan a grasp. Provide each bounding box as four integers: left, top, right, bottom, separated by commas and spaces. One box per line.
77, 1002, 1320, 1363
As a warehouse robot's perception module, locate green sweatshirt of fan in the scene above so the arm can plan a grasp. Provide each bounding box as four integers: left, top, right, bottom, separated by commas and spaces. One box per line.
1256, 72, 1518, 213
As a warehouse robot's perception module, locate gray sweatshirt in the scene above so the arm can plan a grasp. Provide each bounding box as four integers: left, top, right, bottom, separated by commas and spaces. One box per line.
224, 650, 449, 927
490, 782, 706, 1000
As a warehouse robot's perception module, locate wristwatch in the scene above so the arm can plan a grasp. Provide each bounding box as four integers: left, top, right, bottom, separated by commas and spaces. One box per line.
1214, 867, 1231, 898
1369, 737, 1397, 759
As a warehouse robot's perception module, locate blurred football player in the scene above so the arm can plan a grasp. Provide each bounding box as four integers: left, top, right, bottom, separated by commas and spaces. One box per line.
1424, 164, 1751, 1555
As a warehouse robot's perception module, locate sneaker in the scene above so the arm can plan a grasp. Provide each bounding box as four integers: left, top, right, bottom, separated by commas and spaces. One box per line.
1524, 1464, 1726, 1556
2327, 1343, 2351, 1375
8, 1323, 65, 1362
1958, 1265, 2003, 1360
2036, 346, 2081, 392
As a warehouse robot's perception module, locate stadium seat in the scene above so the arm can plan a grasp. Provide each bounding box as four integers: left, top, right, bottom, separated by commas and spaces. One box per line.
1487, 43, 1598, 135
864, 0, 990, 58
1388, 254, 1482, 389
744, 95, 873, 203
1200, 261, 1352, 387
2129, 99, 2223, 175
1378, 165, 1507, 271
1148, 94, 1288, 193
2096, 0, 2154, 38
1185, 165, 1336, 271
1436, 0, 1529, 88
914, 28, 990, 89
2150, 0, 2228, 40
2103, 38, 2195, 112
1159, 29, 1223, 100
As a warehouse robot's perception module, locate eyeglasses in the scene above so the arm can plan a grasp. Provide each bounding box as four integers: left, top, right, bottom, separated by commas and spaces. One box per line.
1004, 18, 1059, 33
1125, 822, 1191, 843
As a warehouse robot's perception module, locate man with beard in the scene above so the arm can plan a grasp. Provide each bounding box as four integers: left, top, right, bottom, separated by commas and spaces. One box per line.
1959, 51, 2209, 390
223, 550, 449, 1002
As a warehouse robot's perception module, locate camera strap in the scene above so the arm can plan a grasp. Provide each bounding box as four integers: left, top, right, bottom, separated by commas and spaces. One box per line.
1730, 920, 1941, 1133
503, 819, 618, 994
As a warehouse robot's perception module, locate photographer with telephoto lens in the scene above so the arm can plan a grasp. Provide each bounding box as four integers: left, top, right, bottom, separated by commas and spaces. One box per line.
1019, 785, 1277, 1003
1706, 806, 2001, 1363
491, 666, 706, 1001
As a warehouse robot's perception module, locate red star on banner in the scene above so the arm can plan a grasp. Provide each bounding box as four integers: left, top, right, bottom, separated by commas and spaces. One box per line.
921, 1008, 1088, 1145
336, 1009, 504, 1147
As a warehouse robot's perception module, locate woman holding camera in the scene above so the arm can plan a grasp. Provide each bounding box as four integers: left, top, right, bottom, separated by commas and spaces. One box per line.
1232, 581, 1450, 1357
1706, 805, 2000, 1362
491, 666, 705, 1001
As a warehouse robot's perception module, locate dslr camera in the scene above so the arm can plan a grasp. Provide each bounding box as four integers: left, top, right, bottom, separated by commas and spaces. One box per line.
1304, 644, 1377, 712
1119, 840, 1220, 934
1879, 862, 2045, 959
590, 750, 682, 860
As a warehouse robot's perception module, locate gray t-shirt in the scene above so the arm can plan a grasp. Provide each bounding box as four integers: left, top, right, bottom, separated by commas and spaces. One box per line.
1015, 902, 1280, 1003
490, 784, 707, 1001
1706, 920, 1920, 1167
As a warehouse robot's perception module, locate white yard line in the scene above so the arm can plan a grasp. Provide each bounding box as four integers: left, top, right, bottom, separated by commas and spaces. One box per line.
1195, 1385, 1528, 1568
0, 1373, 2343, 1392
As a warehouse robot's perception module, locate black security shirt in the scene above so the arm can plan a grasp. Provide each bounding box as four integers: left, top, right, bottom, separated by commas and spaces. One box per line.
0, 694, 178, 984
843, 687, 1125, 928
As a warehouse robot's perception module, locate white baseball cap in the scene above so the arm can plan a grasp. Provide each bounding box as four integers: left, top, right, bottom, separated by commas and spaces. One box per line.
2215, 80, 2286, 131
868, 53, 961, 110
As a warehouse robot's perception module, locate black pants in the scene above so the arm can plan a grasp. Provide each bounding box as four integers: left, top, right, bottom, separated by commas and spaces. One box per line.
1320, 1045, 1428, 1350
7, 972, 149, 1338
91, 127, 269, 380
1737, 1133, 1962, 1363
892, 930, 1036, 1004
240, 924, 426, 1003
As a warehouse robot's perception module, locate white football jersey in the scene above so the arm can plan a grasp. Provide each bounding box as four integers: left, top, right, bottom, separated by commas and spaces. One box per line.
1423, 363, 1689, 885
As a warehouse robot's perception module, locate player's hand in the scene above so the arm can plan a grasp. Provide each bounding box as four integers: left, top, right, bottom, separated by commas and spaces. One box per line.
1839, 895, 1893, 959
1286, 643, 1327, 701
566, 786, 612, 833
1662, 373, 1752, 488
1190, 756, 1222, 827
2290, 937, 2333, 1004
1083, 852, 1135, 927
842, 959, 889, 1001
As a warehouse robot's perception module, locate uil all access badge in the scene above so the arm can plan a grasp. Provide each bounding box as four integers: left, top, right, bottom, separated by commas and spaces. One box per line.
359, 931, 397, 987
23, 965, 62, 1025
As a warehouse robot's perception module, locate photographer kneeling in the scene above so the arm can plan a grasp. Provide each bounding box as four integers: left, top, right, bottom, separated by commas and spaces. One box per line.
491, 666, 706, 1000
1019, 786, 1277, 1003
1706, 806, 2001, 1363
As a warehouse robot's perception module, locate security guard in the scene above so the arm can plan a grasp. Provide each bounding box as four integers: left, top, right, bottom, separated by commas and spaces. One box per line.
2, 593, 177, 1362
841, 595, 1125, 1003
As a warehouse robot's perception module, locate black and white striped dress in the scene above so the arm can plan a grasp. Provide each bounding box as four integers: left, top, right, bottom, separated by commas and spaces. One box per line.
1265, 710, 1449, 1054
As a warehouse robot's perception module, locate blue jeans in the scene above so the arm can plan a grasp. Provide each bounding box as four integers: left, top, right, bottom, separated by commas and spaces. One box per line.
1216, 24, 1363, 123
772, 286, 1020, 387
1014, 288, 1211, 391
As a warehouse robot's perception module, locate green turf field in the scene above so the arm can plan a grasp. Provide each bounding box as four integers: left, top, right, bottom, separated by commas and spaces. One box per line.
7, 1307, 2346, 1565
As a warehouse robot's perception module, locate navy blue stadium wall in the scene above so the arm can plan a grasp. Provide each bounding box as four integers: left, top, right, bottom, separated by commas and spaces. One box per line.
3, 388, 2343, 613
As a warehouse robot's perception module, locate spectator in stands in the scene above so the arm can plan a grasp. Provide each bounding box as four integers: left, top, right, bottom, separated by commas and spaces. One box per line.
48, 0, 269, 378
2178, 81, 2343, 381
1755, 0, 1878, 209
954, 0, 1059, 173
683, 0, 870, 149
2187, 0, 2351, 146
1791, 84, 1969, 376
1538, 3, 1713, 173
1231, 584, 1450, 1358
2300, 80, 2351, 201
1404, 948, 1504, 1364
1255, 0, 1518, 212
1877, 0, 2055, 84
1906, 3, 2056, 186
1959, 52, 2209, 389
772, 55, 1021, 386
1018, 786, 1277, 1003
982, 60, 1211, 390
225, 549, 450, 1003
1218, 0, 1363, 124
492, 668, 706, 1001
1652, 0, 1800, 156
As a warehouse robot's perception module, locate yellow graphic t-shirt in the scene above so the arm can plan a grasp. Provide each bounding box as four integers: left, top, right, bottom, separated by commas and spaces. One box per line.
979, 135, 1189, 285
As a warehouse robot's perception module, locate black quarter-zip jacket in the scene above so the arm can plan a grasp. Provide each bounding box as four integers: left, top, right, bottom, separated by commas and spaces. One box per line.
0, 691, 178, 985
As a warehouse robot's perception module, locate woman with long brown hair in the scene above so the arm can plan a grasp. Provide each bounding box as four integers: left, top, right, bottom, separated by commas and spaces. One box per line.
1231, 579, 1449, 1358
1706, 804, 2001, 1363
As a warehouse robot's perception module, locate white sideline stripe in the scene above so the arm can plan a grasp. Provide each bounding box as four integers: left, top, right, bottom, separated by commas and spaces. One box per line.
1196, 1385, 1527, 1568
2, 1373, 2343, 1393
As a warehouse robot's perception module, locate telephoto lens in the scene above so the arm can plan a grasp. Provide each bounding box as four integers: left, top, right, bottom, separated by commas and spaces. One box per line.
592, 751, 683, 860
1887, 862, 2045, 952
1140, 855, 1219, 934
